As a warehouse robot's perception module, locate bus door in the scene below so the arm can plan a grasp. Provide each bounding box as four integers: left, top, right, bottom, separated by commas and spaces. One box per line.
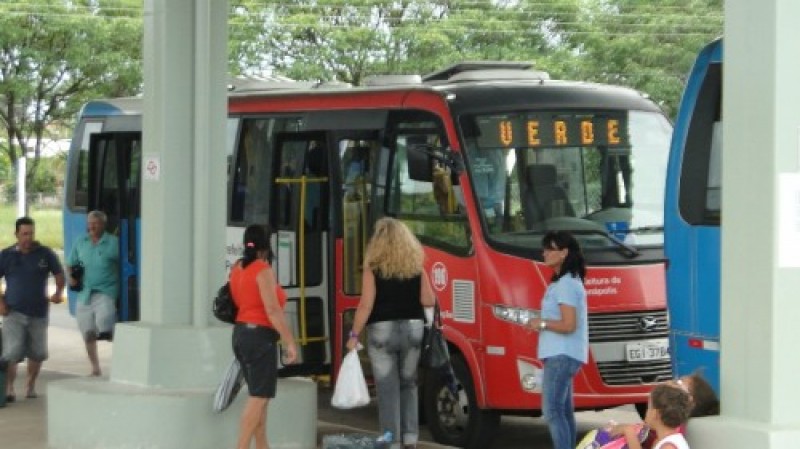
329, 131, 382, 373
270, 131, 332, 373
87, 131, 142, 322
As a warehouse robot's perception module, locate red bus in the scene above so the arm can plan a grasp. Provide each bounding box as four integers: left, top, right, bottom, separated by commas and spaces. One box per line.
64, 62, 673, 448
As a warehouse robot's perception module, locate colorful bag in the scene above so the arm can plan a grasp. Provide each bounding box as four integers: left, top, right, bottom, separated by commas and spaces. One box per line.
576, 423, 650, 449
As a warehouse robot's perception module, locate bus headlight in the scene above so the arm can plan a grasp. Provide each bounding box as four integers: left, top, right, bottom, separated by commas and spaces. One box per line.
517, 359, 543, 392
492, 305, 540, 326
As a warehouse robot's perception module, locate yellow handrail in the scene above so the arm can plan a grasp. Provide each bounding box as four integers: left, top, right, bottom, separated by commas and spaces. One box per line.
273, 175, 329, 346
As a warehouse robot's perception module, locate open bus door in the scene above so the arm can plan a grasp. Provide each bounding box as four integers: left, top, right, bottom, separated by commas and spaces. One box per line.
87, 132, 142, 322
269, 129, 382, 377
270, 131, 333, 375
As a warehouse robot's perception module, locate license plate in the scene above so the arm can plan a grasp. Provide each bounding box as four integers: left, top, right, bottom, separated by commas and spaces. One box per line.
625, 340, 669, 362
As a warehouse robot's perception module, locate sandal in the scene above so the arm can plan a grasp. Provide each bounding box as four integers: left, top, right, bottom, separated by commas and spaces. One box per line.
5, 394, 15, 403
26, 391, 38, 399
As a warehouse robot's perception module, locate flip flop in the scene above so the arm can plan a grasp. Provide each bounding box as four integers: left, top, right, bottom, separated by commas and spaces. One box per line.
5, 394, 15, 403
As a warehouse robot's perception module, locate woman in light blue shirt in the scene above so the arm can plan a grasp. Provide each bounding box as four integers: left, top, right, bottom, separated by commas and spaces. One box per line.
528, 230, 587, 449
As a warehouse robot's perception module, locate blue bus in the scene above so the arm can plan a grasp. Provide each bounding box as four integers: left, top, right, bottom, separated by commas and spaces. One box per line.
664, 38, 722, 394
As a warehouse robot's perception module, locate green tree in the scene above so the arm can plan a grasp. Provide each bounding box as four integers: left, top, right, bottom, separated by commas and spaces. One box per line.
549, 0, 723, 116
0, 0, 142, 191
227, 0, 721, 115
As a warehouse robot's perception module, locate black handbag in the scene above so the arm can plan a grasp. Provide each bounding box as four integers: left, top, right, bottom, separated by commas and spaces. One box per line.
212, 282, 237, 324
421, 301, 450, 369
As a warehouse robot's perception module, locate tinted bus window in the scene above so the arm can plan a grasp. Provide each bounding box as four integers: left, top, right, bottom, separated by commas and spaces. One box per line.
71, 121, 104, 210
385, 116, 471, 255
230, 117, 303, 223
678, 63, 722, 225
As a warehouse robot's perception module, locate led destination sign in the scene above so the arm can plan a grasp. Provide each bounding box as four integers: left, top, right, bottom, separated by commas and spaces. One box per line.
475, 112, 629, 148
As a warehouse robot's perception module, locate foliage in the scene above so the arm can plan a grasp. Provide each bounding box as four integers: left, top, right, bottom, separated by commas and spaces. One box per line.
229, 0, 721, 115
0, 0, 142, 186
554, 0, 723, 116
0, 203, 62, 250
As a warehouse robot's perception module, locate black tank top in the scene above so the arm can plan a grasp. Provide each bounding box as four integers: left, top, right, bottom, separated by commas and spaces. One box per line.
367, 271, 425, 324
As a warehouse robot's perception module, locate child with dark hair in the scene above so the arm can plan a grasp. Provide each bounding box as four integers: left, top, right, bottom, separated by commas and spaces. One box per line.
623, 384, 692, 449
578, 372, 718, 449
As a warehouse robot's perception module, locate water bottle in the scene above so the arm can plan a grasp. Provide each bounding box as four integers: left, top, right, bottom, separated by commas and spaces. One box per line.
375, 430, 393, 448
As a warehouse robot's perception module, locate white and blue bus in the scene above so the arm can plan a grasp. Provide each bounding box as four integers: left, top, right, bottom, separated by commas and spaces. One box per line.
664, 38, 723, 394
62, 98, 143, 321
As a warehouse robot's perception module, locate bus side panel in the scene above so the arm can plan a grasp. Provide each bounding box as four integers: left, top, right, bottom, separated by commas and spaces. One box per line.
667, 225, 720, 389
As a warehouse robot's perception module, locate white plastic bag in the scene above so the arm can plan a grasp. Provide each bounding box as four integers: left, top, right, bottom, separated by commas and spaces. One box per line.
331, 348, 370, 409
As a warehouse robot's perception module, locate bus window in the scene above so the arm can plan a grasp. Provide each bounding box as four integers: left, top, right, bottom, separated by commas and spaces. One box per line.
706, 122, 722, 216
678, 62, 722, 225
230, 117, 303, 224
71, 121, 104, 210
464, 110, 670, 248
386, 132, 471, 255
339, 139, 379, 295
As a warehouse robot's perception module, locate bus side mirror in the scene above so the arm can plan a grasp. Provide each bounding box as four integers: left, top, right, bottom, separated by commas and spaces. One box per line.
408, 145, 464, 182
407, 145, 433, 182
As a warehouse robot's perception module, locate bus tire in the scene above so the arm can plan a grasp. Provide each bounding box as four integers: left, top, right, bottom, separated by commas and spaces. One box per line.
423, 353, 499, 449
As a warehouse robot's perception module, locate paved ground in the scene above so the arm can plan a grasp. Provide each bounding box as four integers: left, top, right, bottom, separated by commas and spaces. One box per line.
1, 296, 639, 448
0, 303, 455, 449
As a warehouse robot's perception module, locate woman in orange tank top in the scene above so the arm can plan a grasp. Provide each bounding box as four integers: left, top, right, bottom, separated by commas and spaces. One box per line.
229, 224, 297, 449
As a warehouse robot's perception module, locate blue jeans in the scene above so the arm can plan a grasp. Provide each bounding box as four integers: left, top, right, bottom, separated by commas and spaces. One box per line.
367, 319, 424, 448
542, 354, 583, 449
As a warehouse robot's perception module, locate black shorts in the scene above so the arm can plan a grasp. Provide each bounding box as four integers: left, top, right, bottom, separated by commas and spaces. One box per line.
232, 323, 280, 398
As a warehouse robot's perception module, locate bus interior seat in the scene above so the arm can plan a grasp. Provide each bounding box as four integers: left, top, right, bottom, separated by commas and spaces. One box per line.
526, 164, 575, 221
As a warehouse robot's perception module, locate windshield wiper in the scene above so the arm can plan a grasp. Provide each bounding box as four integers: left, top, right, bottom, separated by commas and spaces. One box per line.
628, 225, 664, 233
567, 229, 640, 258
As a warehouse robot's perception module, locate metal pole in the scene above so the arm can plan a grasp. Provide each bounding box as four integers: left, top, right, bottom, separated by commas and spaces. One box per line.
16, 156, 26, 218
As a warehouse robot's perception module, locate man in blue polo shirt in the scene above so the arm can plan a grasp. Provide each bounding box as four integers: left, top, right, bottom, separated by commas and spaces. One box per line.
0, 216, 65, 402
66, 210, 119, 377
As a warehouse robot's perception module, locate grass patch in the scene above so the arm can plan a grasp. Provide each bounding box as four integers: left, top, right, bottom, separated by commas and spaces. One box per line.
0, 204, 63, 251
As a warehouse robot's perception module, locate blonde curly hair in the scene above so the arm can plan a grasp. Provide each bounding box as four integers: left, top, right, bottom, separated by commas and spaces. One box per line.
364, 217, 424, 279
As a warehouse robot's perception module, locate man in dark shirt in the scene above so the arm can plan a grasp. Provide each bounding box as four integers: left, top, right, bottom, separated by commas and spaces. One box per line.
0, 216, 65, 403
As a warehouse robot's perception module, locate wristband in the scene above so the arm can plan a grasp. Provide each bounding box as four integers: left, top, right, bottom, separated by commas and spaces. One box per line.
349, 330, 359, 339
539, 320, 547, 331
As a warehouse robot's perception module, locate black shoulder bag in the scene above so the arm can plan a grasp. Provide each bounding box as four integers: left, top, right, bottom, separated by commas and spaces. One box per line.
212, 282, 237, 324
421, 301, 450, 369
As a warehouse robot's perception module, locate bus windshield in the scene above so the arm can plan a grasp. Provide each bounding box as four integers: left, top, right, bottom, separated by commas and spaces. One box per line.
462, 110, 671, 250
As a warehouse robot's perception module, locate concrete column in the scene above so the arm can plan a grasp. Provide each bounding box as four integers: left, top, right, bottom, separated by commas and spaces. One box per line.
110, 0, 229, 389
689, 0, 800, 447
49, 3, 317, 447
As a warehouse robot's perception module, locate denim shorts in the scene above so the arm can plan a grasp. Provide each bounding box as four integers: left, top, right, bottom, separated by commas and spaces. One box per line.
232, 323, 280, 398
1, 311, 49, 363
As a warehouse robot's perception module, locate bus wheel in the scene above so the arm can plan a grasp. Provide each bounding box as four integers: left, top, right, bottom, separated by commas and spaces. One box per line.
423, 354, 499, 449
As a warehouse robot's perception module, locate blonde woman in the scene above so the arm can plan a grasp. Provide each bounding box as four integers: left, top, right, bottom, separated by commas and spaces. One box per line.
346, 218, 436, 449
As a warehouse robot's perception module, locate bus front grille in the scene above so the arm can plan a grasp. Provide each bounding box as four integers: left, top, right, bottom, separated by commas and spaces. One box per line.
595, 359, 673, 385
588, 310, 669, 343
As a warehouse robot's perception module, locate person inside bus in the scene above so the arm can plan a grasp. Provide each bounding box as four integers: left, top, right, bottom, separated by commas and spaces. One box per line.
66, 210, 119, 377
526, 230, 588, 449
346, 217, 436, 449
470, 149, 506, 228
229, 224, 297, 449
